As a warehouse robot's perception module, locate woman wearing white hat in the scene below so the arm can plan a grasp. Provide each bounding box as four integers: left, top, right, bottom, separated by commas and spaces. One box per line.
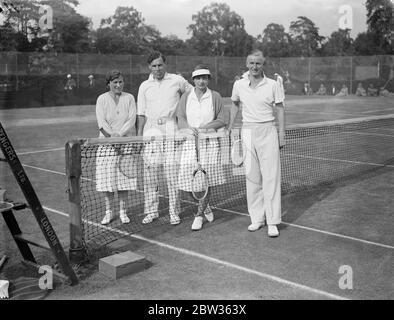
177, 65, 227, 231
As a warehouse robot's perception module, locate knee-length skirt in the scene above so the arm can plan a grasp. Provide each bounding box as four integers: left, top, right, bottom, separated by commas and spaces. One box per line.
95, 145, 137, 192
178, 138, 225, 192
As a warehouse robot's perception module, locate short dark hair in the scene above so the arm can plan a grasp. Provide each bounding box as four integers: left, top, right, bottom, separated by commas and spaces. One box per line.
147, 51, 166, 65
106, 69, 122, 85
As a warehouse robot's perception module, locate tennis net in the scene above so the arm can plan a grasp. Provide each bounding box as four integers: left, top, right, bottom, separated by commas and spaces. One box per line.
66, 114, 394, 255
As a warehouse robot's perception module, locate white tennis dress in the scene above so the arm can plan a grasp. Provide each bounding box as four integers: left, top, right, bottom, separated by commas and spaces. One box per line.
95, 92, 137, 192
178, 89, 225, 192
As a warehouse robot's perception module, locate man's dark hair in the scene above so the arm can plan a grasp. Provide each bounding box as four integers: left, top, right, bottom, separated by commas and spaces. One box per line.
147, 51, 166, 65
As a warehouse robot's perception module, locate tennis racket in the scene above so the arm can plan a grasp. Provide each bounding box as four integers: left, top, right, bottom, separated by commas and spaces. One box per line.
229, 131, 261, 185
0, 201, 14, 213
231, 136, 247, 167
117, 144, 141, 179
0, 255, 8, 272
191, 134, 209, 201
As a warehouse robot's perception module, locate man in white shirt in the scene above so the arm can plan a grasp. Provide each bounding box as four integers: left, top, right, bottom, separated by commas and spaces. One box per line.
137, 51, 192, 225
229, 50, 285, 237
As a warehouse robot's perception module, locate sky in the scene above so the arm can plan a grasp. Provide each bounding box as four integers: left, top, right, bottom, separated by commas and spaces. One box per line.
76, 0, 368, 39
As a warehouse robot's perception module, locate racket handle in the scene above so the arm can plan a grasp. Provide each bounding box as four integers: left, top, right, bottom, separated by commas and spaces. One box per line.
0, 190, 6, 202
0, 255, 8, 271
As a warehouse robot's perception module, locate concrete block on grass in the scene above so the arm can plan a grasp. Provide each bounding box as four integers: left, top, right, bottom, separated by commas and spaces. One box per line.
99, 251, 148, 280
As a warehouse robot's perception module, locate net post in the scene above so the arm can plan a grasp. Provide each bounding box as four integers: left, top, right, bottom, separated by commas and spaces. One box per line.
65, 140, 87, 263
350, 56, 353, 94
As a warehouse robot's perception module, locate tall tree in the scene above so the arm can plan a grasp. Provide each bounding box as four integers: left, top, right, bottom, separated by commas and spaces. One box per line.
40, 0, 91, 53
150, 34, 196, 56
96, 6, 161, 54
353, 31, 383, 55
0, 21, 20, 50
321, 29, 355, 56
365, 0, 393, 53
289, 16, 325, 56
187, 2, 253, 56
2, 0, 40, 35
256, 23, 291, 57
0, 0, 42, 50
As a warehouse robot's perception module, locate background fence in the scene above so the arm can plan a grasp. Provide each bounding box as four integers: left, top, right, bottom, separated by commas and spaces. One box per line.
0, 52, 393, 109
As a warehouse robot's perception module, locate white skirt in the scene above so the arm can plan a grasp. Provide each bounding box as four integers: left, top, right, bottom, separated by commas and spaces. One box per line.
178, 138, 225, 192
95, 145, 137, 192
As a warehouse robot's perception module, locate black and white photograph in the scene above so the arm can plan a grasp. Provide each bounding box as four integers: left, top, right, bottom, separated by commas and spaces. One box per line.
0, 0, 393, 305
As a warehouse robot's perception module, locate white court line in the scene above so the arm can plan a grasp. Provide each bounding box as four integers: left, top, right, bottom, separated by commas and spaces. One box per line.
18, 148, 64, 156
362, 109, 394, 114
213, 208, 394, 250
285, 153, 394, 169
343, 131, 394, 138
286, 110, 356, 116
42, 206, 348, 300
280, 222, 394, 250
25, 163, 394, 250
22, 164, 66, 176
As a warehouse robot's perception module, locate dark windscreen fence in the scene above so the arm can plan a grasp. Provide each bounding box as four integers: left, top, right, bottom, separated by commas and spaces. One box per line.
70, 115, 394, 252
1, 52, 393, 109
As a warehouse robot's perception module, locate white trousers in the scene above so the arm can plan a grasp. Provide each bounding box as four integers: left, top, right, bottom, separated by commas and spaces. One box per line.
143, 120, 180, 217
242, 122, 281, 225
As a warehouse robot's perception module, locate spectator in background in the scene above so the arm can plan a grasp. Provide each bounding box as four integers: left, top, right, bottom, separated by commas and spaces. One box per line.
87, 74, 95, 88
331, 84, 336, 95
86, 74, 96, 104
64, 74, 76, 91
379, 87, 394, 97
303, 82, 313, 95
315, 83, 327, 95
355, 83, 367, 97
336, 84, 349, 97
64, 74, 77, 104
367, 84, 379, 97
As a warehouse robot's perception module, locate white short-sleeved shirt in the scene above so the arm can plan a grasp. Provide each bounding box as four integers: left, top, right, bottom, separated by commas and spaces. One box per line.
96, 92, 137, 137
231, 76, 284, 123
186, 89, 215, 128
137, 73, 192, 121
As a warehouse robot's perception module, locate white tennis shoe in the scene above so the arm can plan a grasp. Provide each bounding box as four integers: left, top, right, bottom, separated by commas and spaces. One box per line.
268, 225, 279, 237
191, 216, 204, 231
204, 205, 214, 223
142, 213, 159, 224
170, 214, 181, 225
101, 210, 114, 225
248, 222, 265, 232
119, 210, 130, 224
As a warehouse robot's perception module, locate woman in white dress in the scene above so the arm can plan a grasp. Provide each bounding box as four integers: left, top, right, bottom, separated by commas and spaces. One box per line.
177, 65, 227, 231
95, 70, 137, 225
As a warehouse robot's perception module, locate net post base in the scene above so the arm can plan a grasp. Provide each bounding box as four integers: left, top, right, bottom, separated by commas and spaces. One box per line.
69, 247, 88, 265
99, 251, 148, 280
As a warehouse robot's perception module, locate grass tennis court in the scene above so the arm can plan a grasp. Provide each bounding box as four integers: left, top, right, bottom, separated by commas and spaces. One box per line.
1, 95, 393, 300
